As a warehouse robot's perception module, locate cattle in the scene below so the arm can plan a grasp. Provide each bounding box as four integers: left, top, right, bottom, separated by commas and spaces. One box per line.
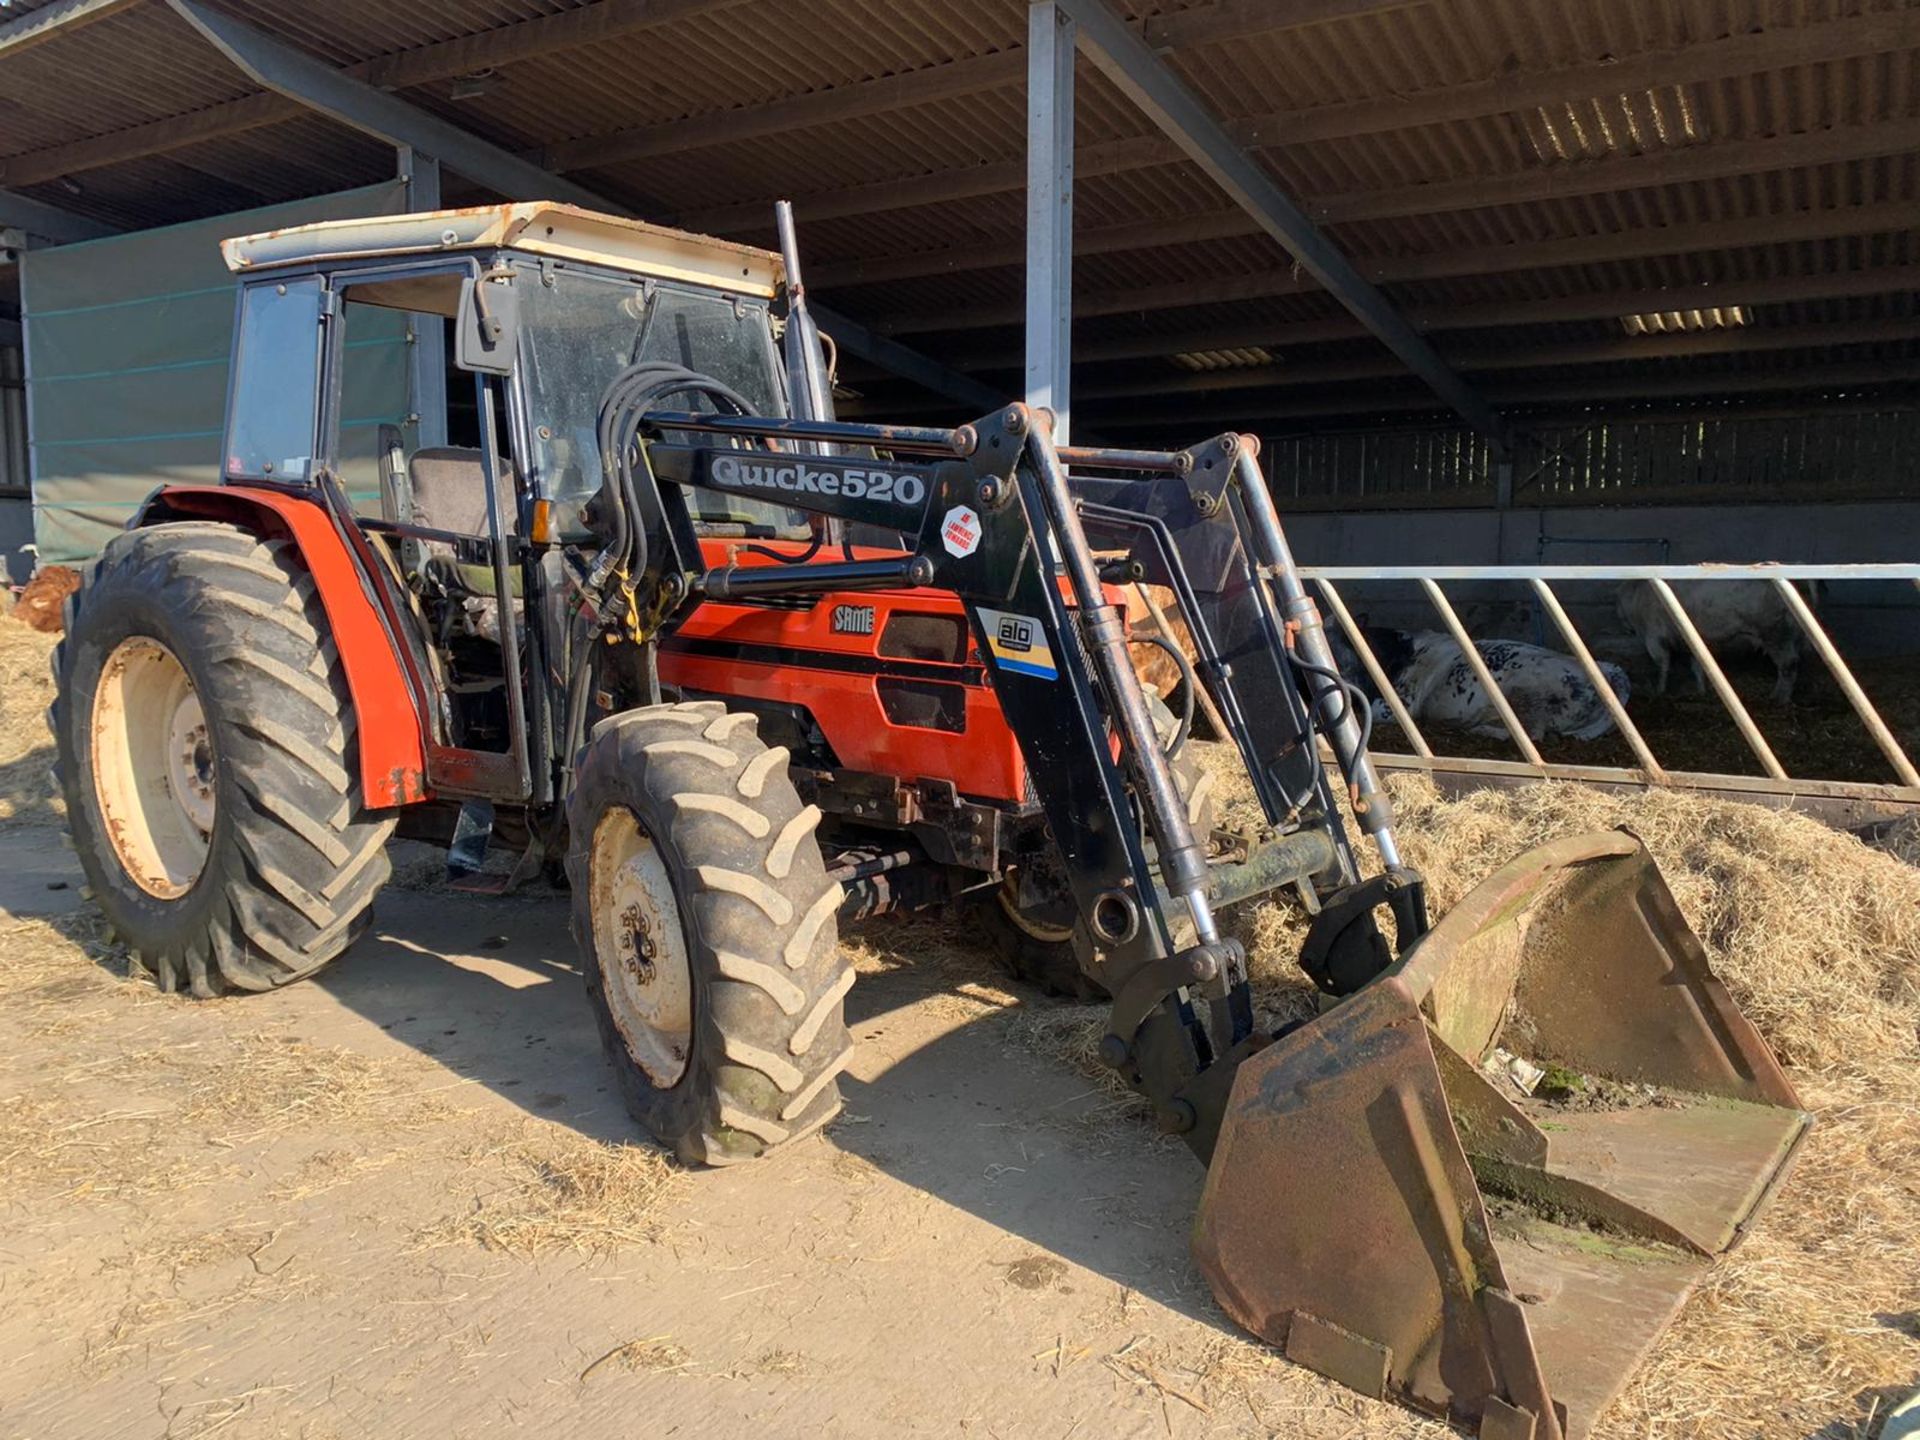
1327, 624, 1631, 742
1615, 580, 1810, 704
1123, 584, 1189, 702
11, 565, 82, 635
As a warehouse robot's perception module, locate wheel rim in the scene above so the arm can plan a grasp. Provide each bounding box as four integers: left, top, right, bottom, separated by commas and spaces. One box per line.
998, 883, 1076, 944
589, 807, 694, 1088
90, 636, 215, 899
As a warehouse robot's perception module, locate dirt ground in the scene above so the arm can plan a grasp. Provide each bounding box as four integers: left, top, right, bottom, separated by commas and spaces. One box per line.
0, 852, 1460, 1440
3, 609, 1917, 1440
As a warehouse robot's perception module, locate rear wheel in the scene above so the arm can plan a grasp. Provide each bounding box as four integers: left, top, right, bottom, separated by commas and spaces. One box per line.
567, 702, 852, 1165
51, 522, 396, 996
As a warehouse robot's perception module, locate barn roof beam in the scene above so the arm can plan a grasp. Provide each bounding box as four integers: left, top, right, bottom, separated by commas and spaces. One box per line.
880, 199, 1920, 334
0, 0, 751, 188
1054, 0, 1505, 443
168, 0, 610, 209
538, 0, 1414, 173
0, 187, 118, 244
1082, 360, 1920, 429
933, 263, 1920, 370
841, 321, 1920, 415
1141, 0, 1430, 50
811, 117, 1920, 290
674, 8, 1920, 235
161, 0, 997, 413
1065, 317, 1920, 401
1322, 116, 1920, 224
0, 0, 142, 60
819, 309, 1003, 413
542, 51, 1022, 172
0, 0, 1414, 191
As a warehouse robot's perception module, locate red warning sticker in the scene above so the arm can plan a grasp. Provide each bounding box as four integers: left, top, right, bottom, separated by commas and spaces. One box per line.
941, 504, 982, 558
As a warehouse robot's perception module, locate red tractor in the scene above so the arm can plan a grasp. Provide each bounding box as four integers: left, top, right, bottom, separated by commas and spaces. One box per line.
50, 202, 1807, 1438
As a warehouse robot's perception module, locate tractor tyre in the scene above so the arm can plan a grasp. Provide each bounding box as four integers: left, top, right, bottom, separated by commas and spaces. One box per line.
984, 698, 1217, 1001
50, 522, 396, 997
567, 702, 852, 1166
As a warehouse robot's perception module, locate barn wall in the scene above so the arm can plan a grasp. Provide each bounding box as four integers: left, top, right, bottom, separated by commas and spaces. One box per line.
1267, 408, 1920, 510
1285, 499, 1920, 567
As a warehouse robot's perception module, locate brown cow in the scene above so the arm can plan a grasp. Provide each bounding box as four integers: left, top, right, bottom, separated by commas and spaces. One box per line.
13, 565, 82, 635
1123, 584, 1193, 700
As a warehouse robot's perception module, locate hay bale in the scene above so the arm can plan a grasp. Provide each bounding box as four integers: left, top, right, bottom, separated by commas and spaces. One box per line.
14, 565, 81, 634
1377, 773, 1920, 1083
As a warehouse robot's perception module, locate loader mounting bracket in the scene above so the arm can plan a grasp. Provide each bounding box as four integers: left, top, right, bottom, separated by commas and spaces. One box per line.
1099, 937, 1245, 1067
1298, 867, 1428, 996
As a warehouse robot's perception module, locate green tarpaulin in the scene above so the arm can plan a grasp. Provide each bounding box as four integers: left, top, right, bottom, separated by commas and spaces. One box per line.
23, 181, 410, 564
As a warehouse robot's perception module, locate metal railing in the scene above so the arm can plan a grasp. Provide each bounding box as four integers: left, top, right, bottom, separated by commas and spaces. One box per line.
1286, 563, 1920, 826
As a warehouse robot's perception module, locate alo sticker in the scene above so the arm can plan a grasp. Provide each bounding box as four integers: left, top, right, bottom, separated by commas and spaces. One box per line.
978, 607, 1057, 681
940, 505, 982, 558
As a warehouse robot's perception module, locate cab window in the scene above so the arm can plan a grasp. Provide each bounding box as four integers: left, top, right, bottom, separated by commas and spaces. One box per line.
224, 277, 324, 481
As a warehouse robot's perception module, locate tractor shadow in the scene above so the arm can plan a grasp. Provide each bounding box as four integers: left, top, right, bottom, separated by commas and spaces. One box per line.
828, 913, 1220, 1325
313, 867, 1223, 1327
0, 741, 85, 919
313, 861, 644, 1147
0, 740, 70, 831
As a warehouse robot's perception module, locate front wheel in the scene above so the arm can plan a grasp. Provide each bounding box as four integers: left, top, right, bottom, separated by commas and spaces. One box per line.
983, 697, 1217, 1000
567, 702, 853, 1165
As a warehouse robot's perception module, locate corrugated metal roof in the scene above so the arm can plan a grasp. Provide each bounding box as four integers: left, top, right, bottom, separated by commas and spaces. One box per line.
1, 0, 1916, 437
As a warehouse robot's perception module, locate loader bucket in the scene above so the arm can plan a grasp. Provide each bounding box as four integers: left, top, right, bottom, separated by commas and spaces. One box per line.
1193, 831, 1810, 1440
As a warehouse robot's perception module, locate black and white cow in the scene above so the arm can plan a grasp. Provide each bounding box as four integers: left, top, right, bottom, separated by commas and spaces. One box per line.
1327, 625, 1631, 742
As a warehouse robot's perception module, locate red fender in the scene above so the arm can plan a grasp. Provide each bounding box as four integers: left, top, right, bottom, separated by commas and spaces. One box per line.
138, 485, 431, 808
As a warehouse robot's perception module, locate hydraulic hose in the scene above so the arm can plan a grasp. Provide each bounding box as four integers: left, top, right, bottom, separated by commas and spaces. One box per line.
591, 361, 760, 606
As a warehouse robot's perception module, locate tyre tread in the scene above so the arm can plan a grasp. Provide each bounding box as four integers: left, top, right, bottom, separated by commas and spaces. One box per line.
50, 521, 395, 996
567, 704, 850, 1166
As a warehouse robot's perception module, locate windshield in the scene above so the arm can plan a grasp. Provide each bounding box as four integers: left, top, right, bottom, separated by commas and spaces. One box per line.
514, 263, 803, 532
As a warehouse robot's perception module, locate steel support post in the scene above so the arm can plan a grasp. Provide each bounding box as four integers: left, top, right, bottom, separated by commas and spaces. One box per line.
398, 147, 448, 450
1026, 1, 1074, 443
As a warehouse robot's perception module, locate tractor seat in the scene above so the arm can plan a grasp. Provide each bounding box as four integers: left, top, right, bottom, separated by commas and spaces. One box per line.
407, 447, 521, 598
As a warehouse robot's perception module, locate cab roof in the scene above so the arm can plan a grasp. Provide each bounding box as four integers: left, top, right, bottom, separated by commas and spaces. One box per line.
221, 202, 784, 300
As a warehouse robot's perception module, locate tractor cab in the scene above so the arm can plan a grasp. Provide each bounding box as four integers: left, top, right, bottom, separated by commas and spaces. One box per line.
215, 204, 1019, 839
216, 204, 861, 791
221, 202, 808, 549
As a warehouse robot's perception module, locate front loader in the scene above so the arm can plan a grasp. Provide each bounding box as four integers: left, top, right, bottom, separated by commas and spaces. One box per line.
49, 202, 1808, 1438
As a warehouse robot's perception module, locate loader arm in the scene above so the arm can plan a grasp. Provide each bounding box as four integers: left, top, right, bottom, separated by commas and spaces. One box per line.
624, 403, 1398, 1140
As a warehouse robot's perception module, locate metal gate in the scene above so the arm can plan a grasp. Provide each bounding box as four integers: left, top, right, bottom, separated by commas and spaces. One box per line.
1290, 564, 1920, 827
